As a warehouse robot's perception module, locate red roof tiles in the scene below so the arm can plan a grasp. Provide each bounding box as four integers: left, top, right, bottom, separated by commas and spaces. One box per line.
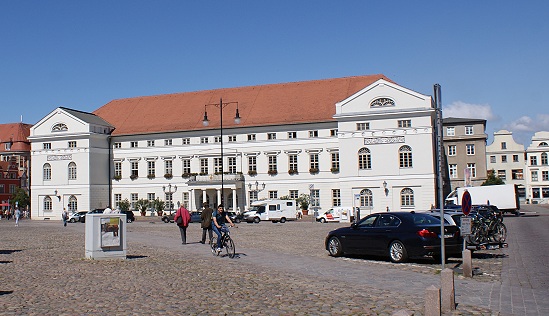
93, 74, 391, 136
0, 123, 31, 153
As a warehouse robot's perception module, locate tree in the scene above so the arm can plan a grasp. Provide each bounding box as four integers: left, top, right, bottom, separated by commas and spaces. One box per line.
118, 199, 131, 212
296, 194, 310, 210
135, 199, 150, 216
152, 198, 165, 216
482, 169, 505, 186
11, 188, 29, 210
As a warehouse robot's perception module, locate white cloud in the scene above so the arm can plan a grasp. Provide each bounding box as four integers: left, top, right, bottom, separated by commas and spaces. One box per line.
505, 115, 549, 133
443, 101, 499, 121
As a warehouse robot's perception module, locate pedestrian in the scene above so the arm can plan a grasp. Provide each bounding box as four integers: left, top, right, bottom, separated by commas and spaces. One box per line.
173, 203, 191, 245
103, 205, 113, 214
15, 208, 21, 227
200, 202, 213, 244
62, 208, 69, 226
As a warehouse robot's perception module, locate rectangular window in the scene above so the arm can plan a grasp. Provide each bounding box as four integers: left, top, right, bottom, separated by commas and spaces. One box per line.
43, 165, 51, 181
131, 141, 138, 148
356, 123, 370, 131
114, 161, 122, 177
147, 193, 155, 203
182, 138, 190, 145
542, 171, 549, 181
287, 132, 297, 139
448, 145, 456, 156
200, 158, 209, 174
311, 189, 320, 207
310, 153, 319, 170
43, 143, 51, 150
501, 142, 507, 150
131, 161, 139, 177
214, 136, 221, 143
182, 192, 189, 209
114, 142, 121, 149
497, 170, 507, 180
542, 154, 548, 165
501, 155, 507, 163
399, 151, 412, 168
530, 156, 538, 166
465, 126, 473, 135
466, 144, 475, 155
164, 139, 172, 146
182, 159, 191, 174
165, 160, 173, 175
228, 157, 236, 174
147, 140, 155, 147
200, 137, 209, 144
532, 188, 540, 199
331, 152, 340, 171
449, 164, 458, 178
68, 141, 76, 148
268, 155, 277, 173
332, 189, 341, 207
269, 191, 278, 199
289, 190, 298, 200
114, 194, 121, 208
214, 158, 222, 174
398, 120, 411, 128
543, 187, 549, 198
248, 156, 257, 172
267, 133, 276, 140
5, 142, 11, 150
446, 127, 455, 136
9, 184, 16, 194
0, 184, 4, 193
247, 134, 256, 141
288, 154, 298, 172
249, 191, 258, 205
309, 130, 319, 138
330, 129, 338, 137
532, 170, 538, 182
513, 154, 519, 162
228, 135, 237, 142
131, 193, 138, 210
165, 192, 174, 211
512, 169, 524, 180
147, 161, 155, 177
467, 163, 477, 178
490, 156, 496, 163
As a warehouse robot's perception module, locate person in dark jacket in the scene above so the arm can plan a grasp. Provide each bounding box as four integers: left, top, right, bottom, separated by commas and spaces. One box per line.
200, 202, 213, 244
174, 204, 191, 244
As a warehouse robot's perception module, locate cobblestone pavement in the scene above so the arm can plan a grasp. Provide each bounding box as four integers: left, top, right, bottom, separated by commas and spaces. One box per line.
0, 212, 517, 315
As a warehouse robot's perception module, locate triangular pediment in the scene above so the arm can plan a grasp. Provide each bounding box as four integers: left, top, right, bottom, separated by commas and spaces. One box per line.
30, 107, 113, 138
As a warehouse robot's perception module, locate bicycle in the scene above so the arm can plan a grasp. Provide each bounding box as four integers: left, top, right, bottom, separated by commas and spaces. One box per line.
209, 225, 236, 258
467, 209, 507, 245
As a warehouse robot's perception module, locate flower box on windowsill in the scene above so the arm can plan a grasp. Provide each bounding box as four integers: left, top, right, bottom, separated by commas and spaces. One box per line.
182, 173, 191, 178
113, 175, 122, 181
164, 173, 173, 179
147, 174, 155, 179
248, 170, 257, 176
130, 175, 138, 180
309, 168, 319, 174
330, 167, 339, 173
288, 169, 298, 175
267, 170, 278, 176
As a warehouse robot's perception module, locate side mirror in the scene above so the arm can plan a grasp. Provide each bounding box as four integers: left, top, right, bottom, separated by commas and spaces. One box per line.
351, 223, 358, 229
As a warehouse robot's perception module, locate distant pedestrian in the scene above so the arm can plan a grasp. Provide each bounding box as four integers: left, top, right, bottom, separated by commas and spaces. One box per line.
103, 205, 113, 214
174, 204, 191, 245
200, 202, 213, 244
15, 208, 21, 227
62, 208, 69, 226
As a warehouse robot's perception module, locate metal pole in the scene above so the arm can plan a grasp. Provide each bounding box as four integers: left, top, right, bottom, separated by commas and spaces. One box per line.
220, 98, 224, 207
434, 83, 446, 269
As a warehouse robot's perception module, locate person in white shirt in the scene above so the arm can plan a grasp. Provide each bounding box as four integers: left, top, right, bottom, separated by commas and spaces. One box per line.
103, 206, 113, 214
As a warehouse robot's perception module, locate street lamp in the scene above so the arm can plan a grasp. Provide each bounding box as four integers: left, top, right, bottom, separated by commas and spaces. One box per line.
248, 181, 265, 193
383, 181, 389, 196
203, 98, 241, 207
162, 184, 177, 213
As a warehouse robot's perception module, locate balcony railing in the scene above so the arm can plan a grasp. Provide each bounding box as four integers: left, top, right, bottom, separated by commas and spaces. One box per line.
187, 173, 244, 185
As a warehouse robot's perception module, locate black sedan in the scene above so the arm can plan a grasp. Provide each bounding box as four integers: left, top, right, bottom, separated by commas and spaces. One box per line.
79, 208, 105, 223
325, 211, 462, 263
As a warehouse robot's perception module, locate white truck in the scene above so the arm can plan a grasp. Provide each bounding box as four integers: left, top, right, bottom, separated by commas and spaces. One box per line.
243, 199, 297, 223
445, 184, 520, 215
316, 206, 353, 223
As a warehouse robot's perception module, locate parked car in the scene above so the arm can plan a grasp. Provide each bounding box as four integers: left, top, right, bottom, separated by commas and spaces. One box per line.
121, 210, 136, 223
227, 211, 243, 223
162, 211, 201, 223
79, 208, 105, 223
325, 211, 462, 263
420, 209, 465, 227
68, 211, 88, 223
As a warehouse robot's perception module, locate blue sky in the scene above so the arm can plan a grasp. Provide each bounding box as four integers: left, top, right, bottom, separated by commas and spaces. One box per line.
1, 1, 548, 145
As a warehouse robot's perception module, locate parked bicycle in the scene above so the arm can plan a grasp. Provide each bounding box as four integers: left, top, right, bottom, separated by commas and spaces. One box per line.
466, 208, 507, 245
210, 225, 236, 258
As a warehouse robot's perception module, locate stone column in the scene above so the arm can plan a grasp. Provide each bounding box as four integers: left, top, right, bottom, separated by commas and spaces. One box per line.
232, 188, 237, 212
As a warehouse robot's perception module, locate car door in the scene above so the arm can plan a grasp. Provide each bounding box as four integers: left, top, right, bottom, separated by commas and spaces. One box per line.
369, 214, 401, 255
344, 214, 379, 254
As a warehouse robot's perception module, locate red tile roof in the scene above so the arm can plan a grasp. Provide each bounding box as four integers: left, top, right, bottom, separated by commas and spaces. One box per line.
0, 123, 31, 153
93, 74, 392, 136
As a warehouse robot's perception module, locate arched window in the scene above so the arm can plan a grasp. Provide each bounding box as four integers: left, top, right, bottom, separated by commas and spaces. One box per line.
370, 97, 395, 108
43, 163, 51, 181
358, 148, 372, 170
541, 153, 548, 165
539, 142, 548, 147
44, 196, 52, 211
400, 188, 414, 207
360, 189, 373, 207
68, 162, 77, 180
399, 145, 413, 168
52, 123, 68, 132
68, 195, 77, 212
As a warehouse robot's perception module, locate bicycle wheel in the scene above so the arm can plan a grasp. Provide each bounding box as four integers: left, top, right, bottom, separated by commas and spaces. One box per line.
467, 224, 483, 245
493, 223, 507, 243
223, 237, 235, 258
209, 236, 218, 256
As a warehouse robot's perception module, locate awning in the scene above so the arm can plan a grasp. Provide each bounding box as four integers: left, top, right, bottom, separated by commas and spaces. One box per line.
0, 203, 10, 207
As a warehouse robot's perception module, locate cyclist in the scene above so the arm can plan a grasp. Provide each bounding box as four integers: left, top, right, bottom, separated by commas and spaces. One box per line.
212, 204, 234, 253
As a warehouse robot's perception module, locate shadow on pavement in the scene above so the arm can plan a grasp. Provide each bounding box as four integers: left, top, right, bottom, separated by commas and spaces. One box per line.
0, 291, 14, 296
0, 250, 22, 255
126, 255, 148, 260
0, 261, 13, 264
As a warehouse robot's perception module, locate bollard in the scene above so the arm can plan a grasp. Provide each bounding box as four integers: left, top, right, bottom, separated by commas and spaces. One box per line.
462, 249, 472, 278
441, 268, 455, 311
424, 285, 441, 316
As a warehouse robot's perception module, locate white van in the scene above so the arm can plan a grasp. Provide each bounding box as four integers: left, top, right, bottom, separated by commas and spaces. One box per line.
243, 199, 297, 223
316, 207, 352, 223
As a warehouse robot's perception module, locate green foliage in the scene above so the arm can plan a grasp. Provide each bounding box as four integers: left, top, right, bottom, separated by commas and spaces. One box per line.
296, 194, 310, 210
152, 198, 165, 213
135, 199, 150, 214
482, 169, 505, 186
118, 199, 131, 212
11, 188, 29, 209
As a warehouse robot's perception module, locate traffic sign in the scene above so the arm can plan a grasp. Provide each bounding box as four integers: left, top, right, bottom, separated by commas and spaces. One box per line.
460, 216, 472, 235
461, 190, 472, 216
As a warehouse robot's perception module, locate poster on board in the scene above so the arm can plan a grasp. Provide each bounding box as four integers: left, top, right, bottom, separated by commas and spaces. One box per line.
101, 217, 121, 247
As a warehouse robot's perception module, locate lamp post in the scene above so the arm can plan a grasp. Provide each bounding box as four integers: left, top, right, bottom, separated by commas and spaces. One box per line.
203, 98, 241, 208
162, 184, 177, 214
248, 181, 265, 205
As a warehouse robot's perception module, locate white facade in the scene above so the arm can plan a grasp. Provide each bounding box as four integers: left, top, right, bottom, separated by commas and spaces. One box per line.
30, 79, 438, 219
524, 132, 549, 204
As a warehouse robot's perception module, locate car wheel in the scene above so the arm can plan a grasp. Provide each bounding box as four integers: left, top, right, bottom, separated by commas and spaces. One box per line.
127, 218, 132, 223
70, 218, 76, 223
327, 236, 343, 257
320, 218, 326, 223
253, 217, 260, 223
280, 218, 286, 223
163, 217, 169, 223
235, 218, 241, 224
389, 240, 408, 263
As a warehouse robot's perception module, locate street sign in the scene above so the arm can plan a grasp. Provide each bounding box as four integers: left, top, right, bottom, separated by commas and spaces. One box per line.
460, 216, 472, 235
461, 190, 472, 216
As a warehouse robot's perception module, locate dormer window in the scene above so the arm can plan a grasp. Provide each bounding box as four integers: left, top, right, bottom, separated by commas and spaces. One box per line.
52, 123, 68, 132
370, 97, 395, 108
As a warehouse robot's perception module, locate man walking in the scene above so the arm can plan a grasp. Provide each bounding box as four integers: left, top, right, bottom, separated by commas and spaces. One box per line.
200, 202, 213, 244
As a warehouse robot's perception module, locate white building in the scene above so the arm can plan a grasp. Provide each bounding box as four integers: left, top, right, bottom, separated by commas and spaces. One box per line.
524, 131, 549, 204
29, 75, 439, 219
